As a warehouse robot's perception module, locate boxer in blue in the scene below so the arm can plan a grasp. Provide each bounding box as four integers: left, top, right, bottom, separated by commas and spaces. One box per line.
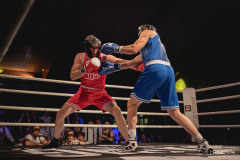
100, 24, 212, 153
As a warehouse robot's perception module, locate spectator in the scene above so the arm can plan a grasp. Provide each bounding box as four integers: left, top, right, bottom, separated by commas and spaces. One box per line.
99, 121, 114, 144
95, 118, 102, 144
82, 119, 98, 144
62, 127, 71, 145
77, 132, 87, 145
0, 116, 15, 146
12, 112, 30, 144
63, 130, 79, 145
39, 112, 52, 139
96, 118, 102, 125
71, 113, 83, 125
39, 112, 51, 123
73, 120, 82, 138
24, 126, 49, 146
30, 111, 41, 123
139, 133, 150, 143
112, 128, 120, 143
118, 132, 125, 144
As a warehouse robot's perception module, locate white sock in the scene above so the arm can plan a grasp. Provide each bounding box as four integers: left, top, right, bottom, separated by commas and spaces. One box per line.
194, 133, 204, 143
128, 129, 136, 141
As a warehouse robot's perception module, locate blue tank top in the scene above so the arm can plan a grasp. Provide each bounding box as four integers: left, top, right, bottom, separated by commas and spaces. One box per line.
140, 34, 170, 65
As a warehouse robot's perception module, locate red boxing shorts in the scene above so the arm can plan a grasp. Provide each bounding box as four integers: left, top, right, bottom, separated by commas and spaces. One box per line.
65, 87, 115, 112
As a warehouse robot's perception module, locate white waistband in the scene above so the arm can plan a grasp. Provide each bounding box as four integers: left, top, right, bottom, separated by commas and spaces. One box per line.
146, 60, 171, 66
81, 85, 101, 90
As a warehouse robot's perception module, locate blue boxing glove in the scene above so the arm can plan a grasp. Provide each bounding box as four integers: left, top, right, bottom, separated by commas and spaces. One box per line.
101, 43, 123, 55
98, 61, 121, 75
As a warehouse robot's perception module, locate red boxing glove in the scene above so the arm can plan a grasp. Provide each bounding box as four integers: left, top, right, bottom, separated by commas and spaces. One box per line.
81, 57, 100, 73
135, 63, 145, 72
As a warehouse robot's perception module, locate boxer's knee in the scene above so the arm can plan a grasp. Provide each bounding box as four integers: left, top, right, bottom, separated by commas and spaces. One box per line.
127, 96, 141, 110
167, 109, 182, 119
56, 110, 64, 120
105, 103, 121, 115
111, 105, 122, 116
56, 103, 76, 120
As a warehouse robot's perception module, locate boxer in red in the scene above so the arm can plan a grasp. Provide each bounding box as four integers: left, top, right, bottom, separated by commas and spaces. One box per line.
43, 35, 128, 149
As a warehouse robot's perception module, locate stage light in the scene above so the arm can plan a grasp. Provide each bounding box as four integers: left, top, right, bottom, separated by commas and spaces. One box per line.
0, 66, 3, 73
176, 78, 186, 91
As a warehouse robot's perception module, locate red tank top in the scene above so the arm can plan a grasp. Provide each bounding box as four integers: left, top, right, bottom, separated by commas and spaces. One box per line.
80, 52, 106, 90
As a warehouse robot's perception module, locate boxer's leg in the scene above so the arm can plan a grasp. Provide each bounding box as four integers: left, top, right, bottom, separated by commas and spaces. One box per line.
122, 95, 143, 152
104, 102, 128, 142
42, 103, 79, 149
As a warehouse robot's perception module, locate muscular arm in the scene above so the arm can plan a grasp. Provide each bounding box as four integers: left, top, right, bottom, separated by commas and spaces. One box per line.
120, 55, 143, 70
70, 53, 85, 80
121, 30, 154, 55
102, 54, 128, 63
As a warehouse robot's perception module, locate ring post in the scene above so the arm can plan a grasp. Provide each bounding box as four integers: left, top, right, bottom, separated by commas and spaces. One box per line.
182, 88, 199, 129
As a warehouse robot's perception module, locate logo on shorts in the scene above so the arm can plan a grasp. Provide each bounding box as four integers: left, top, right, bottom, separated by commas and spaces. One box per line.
84, 73, 100, 80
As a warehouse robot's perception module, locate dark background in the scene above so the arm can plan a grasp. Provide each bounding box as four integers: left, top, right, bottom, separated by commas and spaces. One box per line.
0, 0, 239, 145
0, 0, 240, 87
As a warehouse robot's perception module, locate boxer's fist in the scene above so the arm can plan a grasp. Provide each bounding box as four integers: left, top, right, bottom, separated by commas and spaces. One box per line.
81, 57, 100, 73
98, 62, 121, 75
135, 63, 145, 72
101, 43, 122, 55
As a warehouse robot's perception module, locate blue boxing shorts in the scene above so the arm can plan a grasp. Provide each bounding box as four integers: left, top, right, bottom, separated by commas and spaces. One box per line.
131, 63, 179, 110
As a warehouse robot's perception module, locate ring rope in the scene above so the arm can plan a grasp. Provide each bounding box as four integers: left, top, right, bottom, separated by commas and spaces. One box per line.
0, 74, 183, 93
0, 88, 167, 103
198, 110, 240, 116
199, 125, 240, 128
0, 123, 182, 128
0, 105, 170, 116
0, 74, 133, 89
196, 94, 240, 103
195, 82, 240, 92
0, 122, 239, 128
1, 105, 239, 117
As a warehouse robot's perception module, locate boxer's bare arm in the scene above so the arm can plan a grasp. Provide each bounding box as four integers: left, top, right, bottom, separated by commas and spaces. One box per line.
120, 55, 143, 70
102, 54, 128, 63
121, 30, 155, 55
70, 53, 85, 80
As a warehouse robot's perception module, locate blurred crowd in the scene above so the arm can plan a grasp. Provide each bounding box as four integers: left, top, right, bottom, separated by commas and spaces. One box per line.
0, 111, 161, 147
1, 110, 239, 147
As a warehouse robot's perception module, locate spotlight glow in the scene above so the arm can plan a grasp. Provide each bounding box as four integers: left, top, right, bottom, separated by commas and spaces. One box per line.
176, 78, 186, 91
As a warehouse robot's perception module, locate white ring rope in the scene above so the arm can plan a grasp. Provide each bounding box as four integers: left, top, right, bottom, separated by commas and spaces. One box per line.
0, 74, 239, 128
195, 82, 240, 92
198, 110, 240, 116
0, 122, 239, 128
0, 105, 170, 116
0, 74, 183, 93
0, 88, 169, 103
0, 122, 182, 128
199, 125, 240, 128
196, 94, 240, 103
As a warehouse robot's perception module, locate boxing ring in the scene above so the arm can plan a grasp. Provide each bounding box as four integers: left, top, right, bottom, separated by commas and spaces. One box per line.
0, 74, 240, 160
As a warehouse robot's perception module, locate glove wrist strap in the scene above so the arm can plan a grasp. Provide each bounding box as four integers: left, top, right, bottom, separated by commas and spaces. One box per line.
80, 67, 86, 74
114, 46, 123, 54
114, 63, 121, 71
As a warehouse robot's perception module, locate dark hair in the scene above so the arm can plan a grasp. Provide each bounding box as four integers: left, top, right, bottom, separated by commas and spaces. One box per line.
67, 129, 74, 135
32, 126, 40, 131
78, 132, 85, 138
